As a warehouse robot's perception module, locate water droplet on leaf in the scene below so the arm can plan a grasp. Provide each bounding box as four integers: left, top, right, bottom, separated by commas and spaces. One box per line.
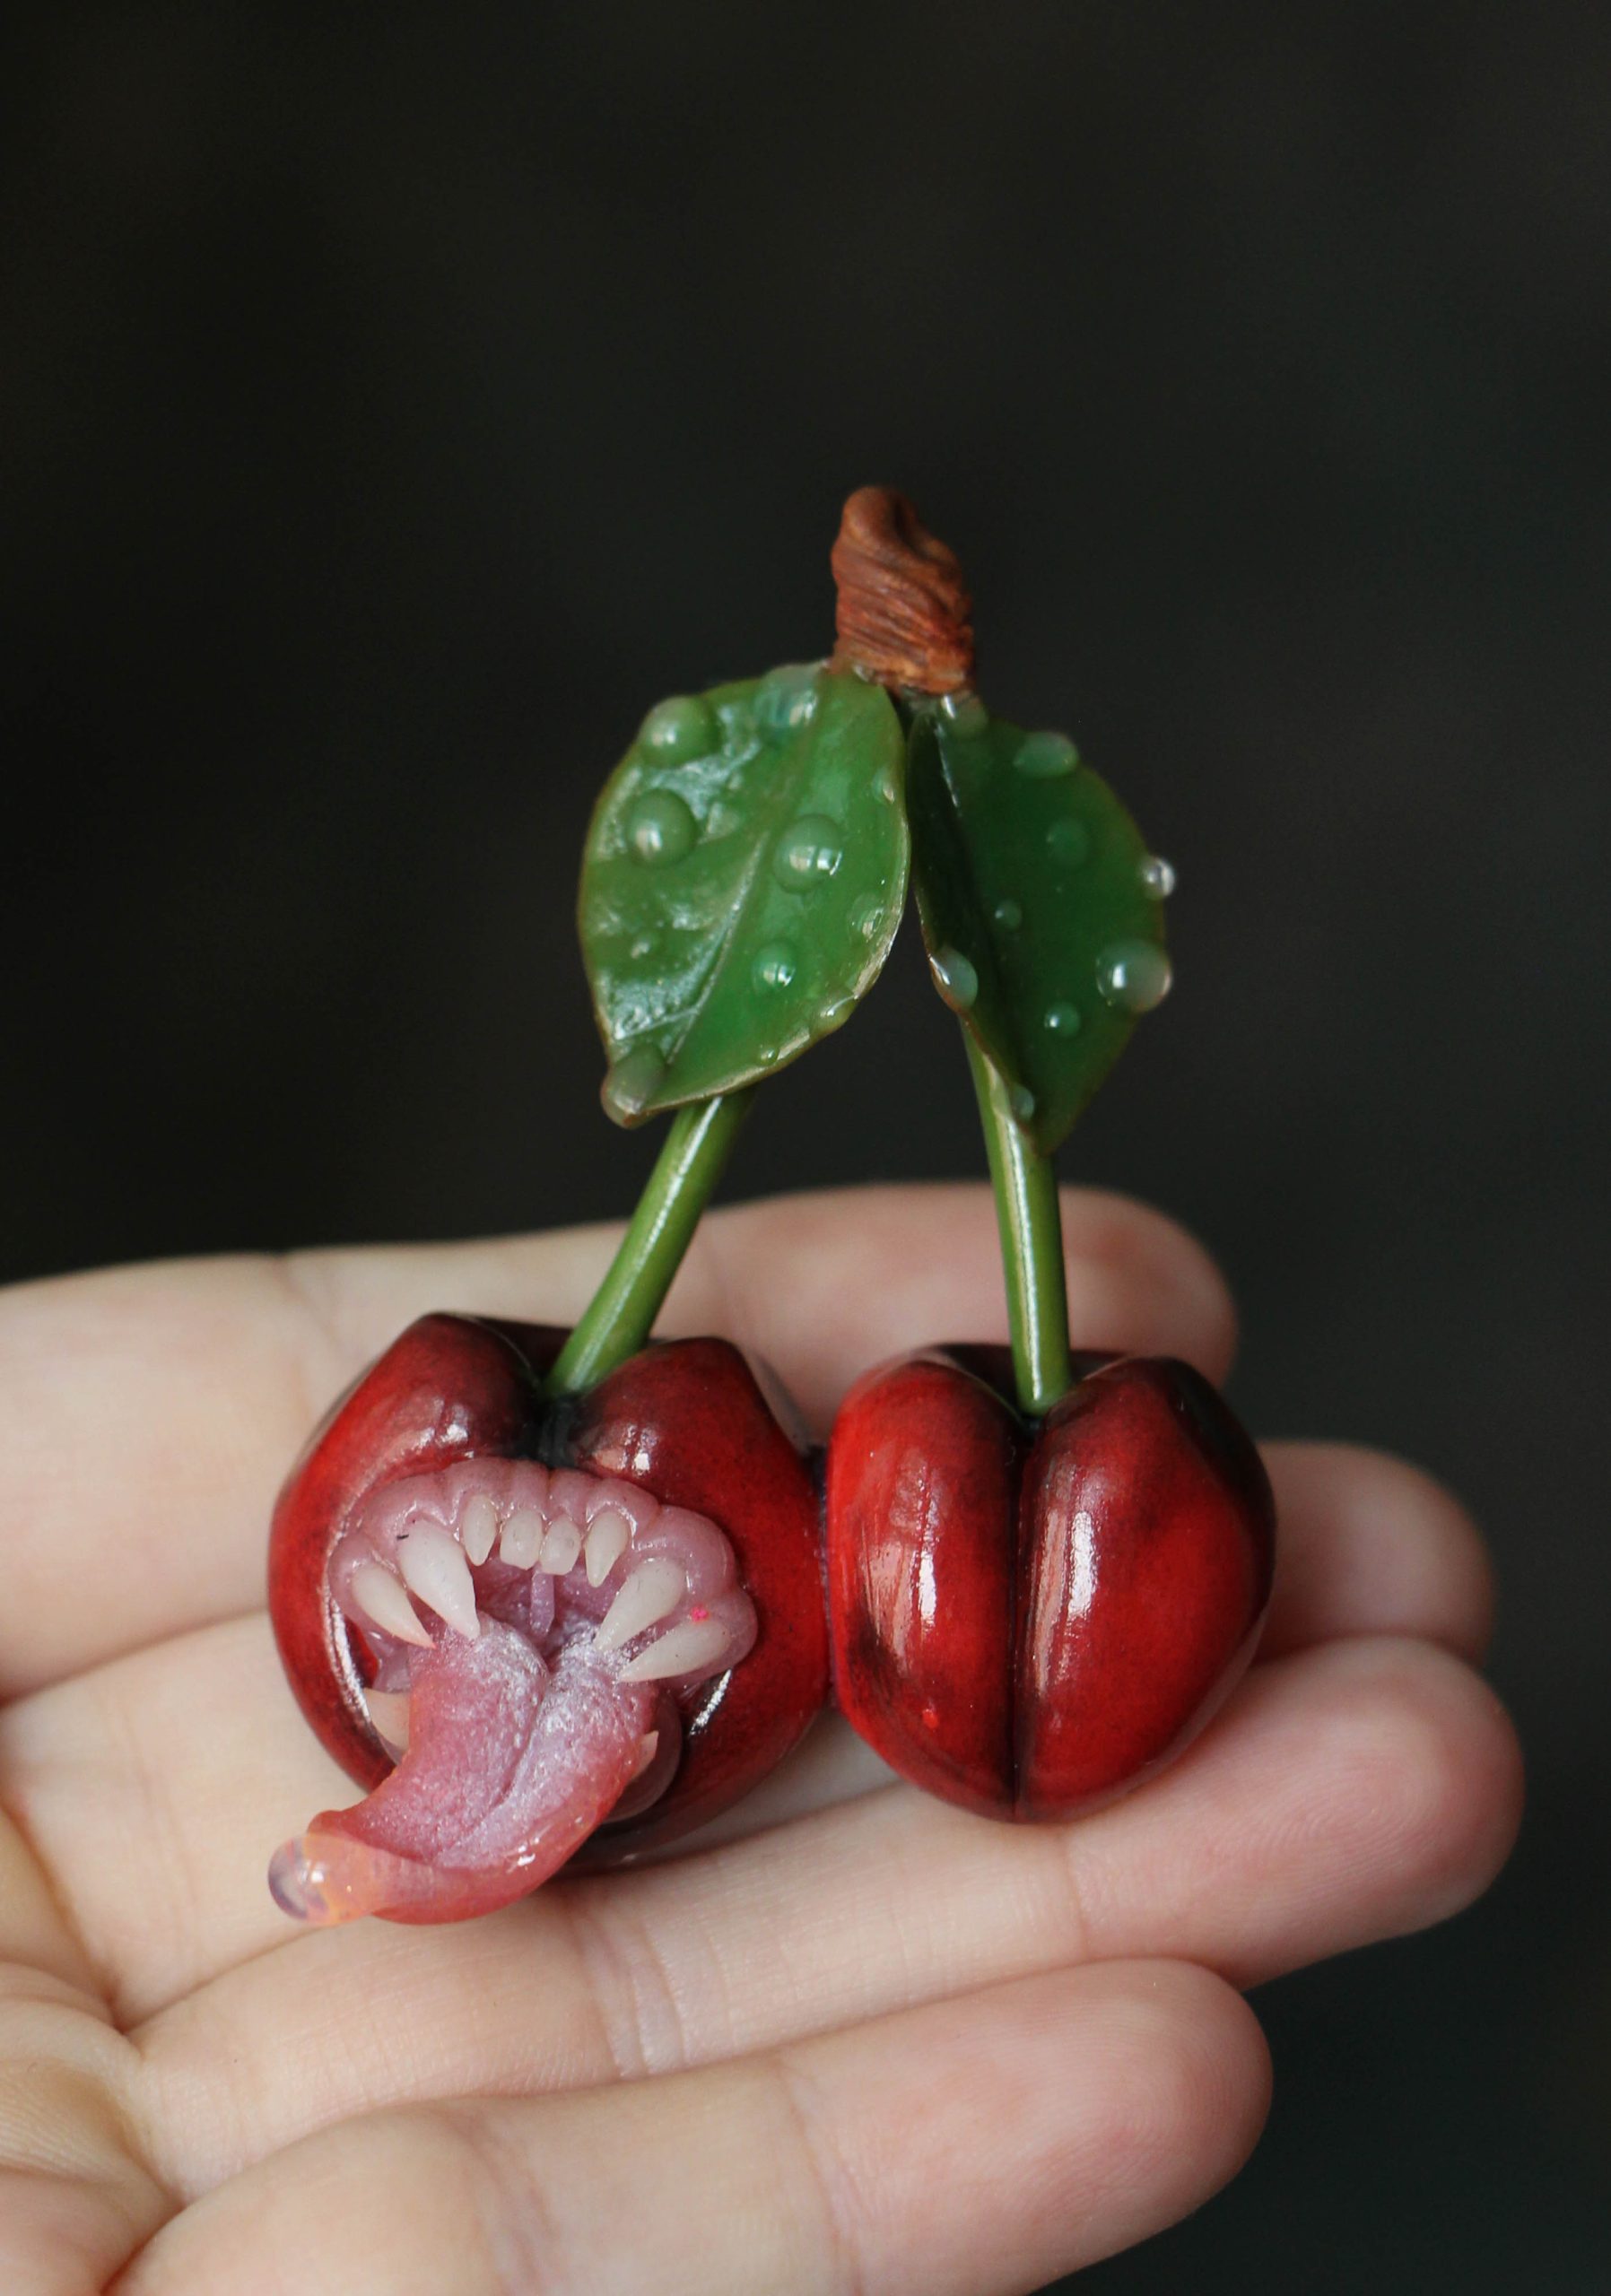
1045, 817, 1091, 866
640, 695, 717, 763
752, 942, 798, 993
772, 815, 844, 890
627, 789, 699, 866
1044, 1001, 1081, 1033
1095, 940, 1172, 1013
1014, 731, 1080, 779
930, 946, 979, 1012
1009, 1085, 1037, 1122
992, 898, 1023, 931
629, 935, 655, 960
753, 663, 820, 735
1139, 855, 1176, 900
851, 894, 885, 940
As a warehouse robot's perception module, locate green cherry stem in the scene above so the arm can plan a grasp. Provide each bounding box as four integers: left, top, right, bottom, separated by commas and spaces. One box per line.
544, 1089, 755, 1397
963, 1029, 1072, 1417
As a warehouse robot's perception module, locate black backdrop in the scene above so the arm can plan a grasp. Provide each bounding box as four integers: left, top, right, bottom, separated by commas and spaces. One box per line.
3, 4, 1607, 2286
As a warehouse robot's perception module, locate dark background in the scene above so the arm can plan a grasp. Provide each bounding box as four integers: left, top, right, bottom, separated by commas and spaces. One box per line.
2, 4, 1606, 2286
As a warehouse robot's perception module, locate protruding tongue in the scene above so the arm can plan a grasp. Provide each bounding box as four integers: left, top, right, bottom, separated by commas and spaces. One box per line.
269, 1617, 655, 1926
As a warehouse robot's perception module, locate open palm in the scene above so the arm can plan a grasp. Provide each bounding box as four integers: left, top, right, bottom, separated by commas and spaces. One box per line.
0, 1186, 1520, 2295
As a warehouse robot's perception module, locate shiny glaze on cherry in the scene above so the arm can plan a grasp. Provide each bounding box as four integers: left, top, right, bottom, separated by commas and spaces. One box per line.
824, 1346, 1275, 1819
268, 1312, 828, 1866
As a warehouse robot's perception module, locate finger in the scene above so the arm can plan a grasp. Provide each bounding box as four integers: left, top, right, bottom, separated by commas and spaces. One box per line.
0, 1184, 1233, 1694
1259, 1443, 1495, 1661
123, 1638, 1516, 2189
119, 1962, 1269, 2296
4, 1418, 1499, 2021
0, 1821, 167, 2296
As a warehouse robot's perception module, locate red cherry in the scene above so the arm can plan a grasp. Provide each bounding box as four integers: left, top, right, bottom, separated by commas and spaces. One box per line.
563, 1336, 829, 1861
267, 1316, 827, 1918
824, 1348, 1275, 1819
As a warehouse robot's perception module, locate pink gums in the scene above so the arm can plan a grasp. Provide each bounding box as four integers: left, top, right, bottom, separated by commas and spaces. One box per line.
268, 1458, 756, 1926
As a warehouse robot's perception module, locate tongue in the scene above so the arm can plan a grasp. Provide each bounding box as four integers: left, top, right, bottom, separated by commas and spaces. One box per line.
268, 1618, 655, 1926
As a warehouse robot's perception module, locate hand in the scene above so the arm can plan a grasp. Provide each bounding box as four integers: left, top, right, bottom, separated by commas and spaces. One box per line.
0, 1187, 1520, 2295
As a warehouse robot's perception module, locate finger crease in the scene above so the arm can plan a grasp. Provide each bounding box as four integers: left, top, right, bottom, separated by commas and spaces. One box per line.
559, 1886, 696, 2083
770, 2048, 869, 2296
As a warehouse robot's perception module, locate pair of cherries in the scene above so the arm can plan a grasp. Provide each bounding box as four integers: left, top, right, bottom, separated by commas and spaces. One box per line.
266, 488, 1276, 1926
268, 1311, 1274, 1924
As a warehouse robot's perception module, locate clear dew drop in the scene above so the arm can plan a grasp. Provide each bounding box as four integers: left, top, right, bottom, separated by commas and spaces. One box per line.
640, 695, 718, 764
772, 815, 844, 891
1095, 940, 1173, 1013
752, 942, 798, 993
1008, 1084, 1037, 1122
753, 663, 820, 735
626, 788, 699, 866
629, 934, 655, 960
874, 762, 900, 805
602, 1044, 668, 1122
1044, 1001, 1082, 1033
851, 893, 885, 940
1014, 731, 1080, 779
937, 690, 989, 739
929, 945, 979, 1012
992, 898, 1023, 931
1139, 854, 1177, 900
1045, 817, 1091, 867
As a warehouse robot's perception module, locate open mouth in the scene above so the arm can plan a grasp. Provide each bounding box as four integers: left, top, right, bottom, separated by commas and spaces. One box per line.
268, 1457, 757, 1926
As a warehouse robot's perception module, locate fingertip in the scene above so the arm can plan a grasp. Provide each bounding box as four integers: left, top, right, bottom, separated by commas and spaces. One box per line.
1058, 1187, 1239, 1382
1261, 1444, 1498, 1661
1009, 1961, 1271, 2271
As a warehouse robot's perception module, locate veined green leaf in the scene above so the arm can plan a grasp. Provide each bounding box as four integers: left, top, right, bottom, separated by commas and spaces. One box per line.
580, 664, 907, 1124
907, 700, 1171, 1154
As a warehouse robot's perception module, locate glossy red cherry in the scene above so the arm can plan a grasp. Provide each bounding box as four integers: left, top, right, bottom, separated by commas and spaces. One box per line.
267, 1313, 827, 1922
824, 1346, 1276, 1819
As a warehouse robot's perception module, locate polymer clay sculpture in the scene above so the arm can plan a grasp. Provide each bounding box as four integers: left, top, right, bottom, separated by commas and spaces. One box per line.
266, 488, 1276, 1926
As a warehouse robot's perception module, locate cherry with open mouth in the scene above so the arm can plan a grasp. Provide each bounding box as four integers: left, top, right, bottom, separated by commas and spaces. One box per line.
268, 1311, 826, 1926
266, 488, 1278, 1924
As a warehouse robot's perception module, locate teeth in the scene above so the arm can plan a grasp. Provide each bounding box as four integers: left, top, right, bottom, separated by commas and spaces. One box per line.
539, 1518, 583, 1575
584, 1509, 631, 1587
461, 1493, 500, 1565
349, 1562, 433, 1648
361, 1688, 411, 1751
595, 1557, 685, 1653
500, 1508, 545, 1569
398, 1526, 481, 1640
618, 1614, 732, 1683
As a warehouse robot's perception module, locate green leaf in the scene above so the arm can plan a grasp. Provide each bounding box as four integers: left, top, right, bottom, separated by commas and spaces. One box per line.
906, 700, 1171, 1154
580, 664, 908, 1124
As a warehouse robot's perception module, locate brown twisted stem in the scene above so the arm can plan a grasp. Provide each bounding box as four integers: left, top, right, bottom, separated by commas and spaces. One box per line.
829, 485, 975, 697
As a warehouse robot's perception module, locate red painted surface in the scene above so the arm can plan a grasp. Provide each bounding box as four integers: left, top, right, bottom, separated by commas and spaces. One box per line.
567, 1338, 828, 1860
825, 1349, 1275, 1819
267, 1316, 828, 1869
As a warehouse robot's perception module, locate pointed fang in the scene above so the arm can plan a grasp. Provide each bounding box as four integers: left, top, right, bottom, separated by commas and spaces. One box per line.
350, 1561, 433, 1648
398, 1526, 481, 1640
362, 1688, 411, 1751
584, 1509, 631, 1587
595, 1557, 685, 1654
618, 1614, 733, 1683
461, 1492, 500, 1565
